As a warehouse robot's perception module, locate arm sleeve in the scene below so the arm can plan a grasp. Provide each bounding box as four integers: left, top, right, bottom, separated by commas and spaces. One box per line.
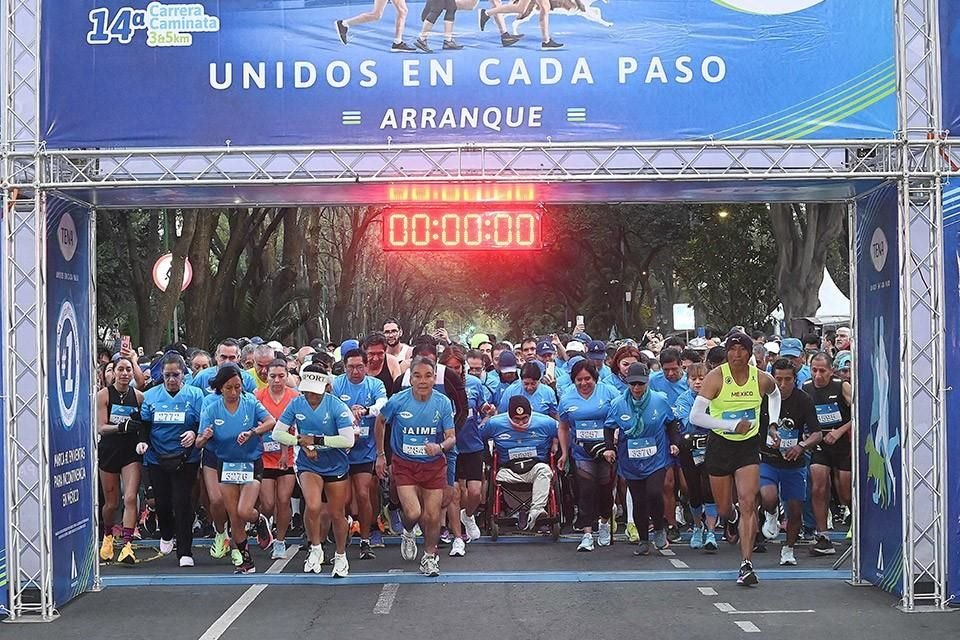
322, 425, 356, 449
665, 419, 682, 447
272, 423, 298, 446
689, 395, 740, 433
368, 380, 388, 417
446, 370, 468, 431
603, 427, 616, 451
767, 385, 782, 427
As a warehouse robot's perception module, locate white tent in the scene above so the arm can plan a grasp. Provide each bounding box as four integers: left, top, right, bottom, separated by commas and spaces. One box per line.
815, 268, 851, 317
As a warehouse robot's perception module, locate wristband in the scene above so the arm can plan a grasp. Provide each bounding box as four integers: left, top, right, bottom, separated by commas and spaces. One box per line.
377, 452, 386, 457
318, 435, 325, 447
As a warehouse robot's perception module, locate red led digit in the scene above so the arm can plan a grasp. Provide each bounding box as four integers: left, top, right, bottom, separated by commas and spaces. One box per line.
411, 213, 429, 246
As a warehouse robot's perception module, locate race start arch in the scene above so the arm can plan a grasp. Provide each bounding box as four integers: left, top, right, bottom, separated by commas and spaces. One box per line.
1, 0, 958, 619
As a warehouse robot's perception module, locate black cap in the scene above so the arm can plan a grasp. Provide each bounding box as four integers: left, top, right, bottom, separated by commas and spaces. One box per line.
625, 362, 650, 384
724, 331, 753, 352
508, 396, 532, 419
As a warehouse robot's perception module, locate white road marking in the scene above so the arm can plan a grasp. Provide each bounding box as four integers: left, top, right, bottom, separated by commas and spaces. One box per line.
730, 610, 816, 614
198, 546, 298, 640
697, 587, 718, 596
734, 621, 762, 633
669, 559, 689, 568
714, 602, 736, 612
660, 549, 676, 556
373, 569, 405, 615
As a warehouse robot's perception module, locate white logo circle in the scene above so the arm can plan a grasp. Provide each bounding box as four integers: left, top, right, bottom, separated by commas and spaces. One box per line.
713, 0, 825, 15
58, 212, 77, 262
870, 227, 888, 273
56, 300, 80, 428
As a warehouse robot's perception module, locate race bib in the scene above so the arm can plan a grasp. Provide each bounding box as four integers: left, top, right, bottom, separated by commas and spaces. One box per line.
109, 405, 135, 425
816, 403, 842, 427
627, 437, 657, 460
357, 425, 370, 438
154, 411, 186, 423
721, 408, 756, 423
508, 446, 538, 461
220, 461, 255, 484
690, 434, 708, 466
576, 428, 604, 441
401, 434, 430, 458
262, 440, 281, 453
777, 426, 799, 453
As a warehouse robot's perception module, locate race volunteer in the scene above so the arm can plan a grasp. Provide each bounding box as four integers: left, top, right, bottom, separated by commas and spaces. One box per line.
96, 354, 145, 564
497, 361, 559, 418
255, 359, 300, 560
136, 353, 205, 567
456, 350, 495, 543
761, 358, 822, 566
802, 351, 853, 556
604, 362, 682, 556
690, 331, 781, 587
375, 356, 456, 577
333, 348, 388, 561
196, 364, 276, 575
481, 396, 559, 529
558, 358, 620, 552
272, 364, 356, 577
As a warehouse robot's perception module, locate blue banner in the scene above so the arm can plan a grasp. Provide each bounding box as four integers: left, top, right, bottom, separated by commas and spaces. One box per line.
942, 2, 960, 134
0, 210, 6, 616
46, 197, 96, 608
41, 0, 895, 148
854, 183, 903, 594
943, 179, 960, 603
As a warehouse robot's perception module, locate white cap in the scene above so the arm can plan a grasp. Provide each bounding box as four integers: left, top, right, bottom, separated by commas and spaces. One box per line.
565, 341, 586, 353
640, 349, 655, 360
299, 368, 330, 395
267, 340, 283, 352
764, 341, 781, 354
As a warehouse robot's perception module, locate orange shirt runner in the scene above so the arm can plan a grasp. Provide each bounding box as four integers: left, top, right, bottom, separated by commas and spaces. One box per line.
256, 386, 299, 469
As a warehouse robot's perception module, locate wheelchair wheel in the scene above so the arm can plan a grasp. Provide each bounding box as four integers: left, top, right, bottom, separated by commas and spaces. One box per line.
490, 521, 499, 542
551, 522, 560, 542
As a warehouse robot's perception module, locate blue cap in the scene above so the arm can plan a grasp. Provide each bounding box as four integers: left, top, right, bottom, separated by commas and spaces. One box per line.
340, 339, 360, 356
780, 337, 803, 358
536, 339, 556, 356
250, 336, 264, 345
586, 340, 607, 361
498, 350, 518, 373
567, 355, 586, 370
573, 332, 592, 344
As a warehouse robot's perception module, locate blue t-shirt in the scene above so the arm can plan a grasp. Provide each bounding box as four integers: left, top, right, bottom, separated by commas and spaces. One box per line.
796, 365, 812, 388
673, 388, 708, 436
484, 370, 518, 407
332, 374, 387, 465
480, 412, 558, 464
648, 371, 689, 407
558, 382, 620, 463
200, 394, 271, 463
279, 393, 355, 477
605, 374, 628, 393
496, 380, 558, 416
605, 389, 676, 480
140, 384, 205, 465
381, 389, 455, 464
191, 366, 257, 396
458, 374, 492, 454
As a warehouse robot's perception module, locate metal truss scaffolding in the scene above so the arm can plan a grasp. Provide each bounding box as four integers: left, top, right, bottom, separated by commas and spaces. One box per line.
0, 0, 954, 619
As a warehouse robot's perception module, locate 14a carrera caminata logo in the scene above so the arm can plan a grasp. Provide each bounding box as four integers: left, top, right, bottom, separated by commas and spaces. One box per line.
713, 0, 825, 14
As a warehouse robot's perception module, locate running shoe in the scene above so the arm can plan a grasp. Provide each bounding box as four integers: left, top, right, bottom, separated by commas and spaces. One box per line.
846, 528, 852, 541
331, 553, 349, 578
800, 525, 816, 541
479, 9, 490, 31
443, 39, 463, 50
753, 534, 767, 553
335, 20, 348, 45
210, 531, 230, 559
526, 508, 545, 531
811, 534, 836, 556
401, 529, 418, 561
159, 538, 175, 555
350, 519, 361, 538
577, 533, 595, 552
597, 521, 612, 546
440, 526, 454, 545
271, 539, 287, 560
704, 531, 719, 552
256, 514, 274, 550
414, 37, 432, 53
500, 33, 521, 47
633, 541, 651, 556
391, 41, 416, 52
690, 526, 704, 550
370, 530, 385, 548
724, 509, 740, 545
360, 540, 376, 560
666, 524, 682, 544
420, 553, 440, 577
652, 529, 669, 551
625, 523, 639, 544
460, 509, 481, 541
231, 549, 243, 567
117, 542, 137, 565
304, 545, 324, 574
389, 509, 403, 535
179, 555, 195, 568
99, 534, 115, 562
541, 39, 563, 49
675, 506, 687, 527
737, 560, 758, 586
235, 550, 255, 575
762, 509, 780, 540
780, 545, 797, 566
449, 537, 466, 557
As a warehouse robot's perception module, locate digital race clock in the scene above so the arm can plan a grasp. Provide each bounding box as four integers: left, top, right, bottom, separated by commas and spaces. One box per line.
382, 206, 543, 251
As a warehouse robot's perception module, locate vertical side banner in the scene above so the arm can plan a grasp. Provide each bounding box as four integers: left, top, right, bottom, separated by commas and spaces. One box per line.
943, 179, 960, 604
942, 1, 960, 133
46, 196, 95, 608
0, 204, 6, 616
855, 183, 903, 594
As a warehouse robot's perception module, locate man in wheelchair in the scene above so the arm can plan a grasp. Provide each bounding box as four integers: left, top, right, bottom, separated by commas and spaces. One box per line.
480, 396, 559, 530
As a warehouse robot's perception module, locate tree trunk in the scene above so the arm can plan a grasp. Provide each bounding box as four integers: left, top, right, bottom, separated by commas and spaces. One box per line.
183, 211, 220, 349
154, 209, 199, 346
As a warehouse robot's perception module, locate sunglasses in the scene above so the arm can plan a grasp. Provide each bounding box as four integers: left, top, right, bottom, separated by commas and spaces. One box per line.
628, 381, 647, 387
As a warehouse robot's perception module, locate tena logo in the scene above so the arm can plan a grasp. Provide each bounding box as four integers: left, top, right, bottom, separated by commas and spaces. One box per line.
399, 411, 414, 419
214, 419, 224, 426
497, 433, 512, 440
296, 413, 306, 420
620, 414, 631, 421
340, 394, 351, 402
870, 227, 888, 273
713, 0, 825, 14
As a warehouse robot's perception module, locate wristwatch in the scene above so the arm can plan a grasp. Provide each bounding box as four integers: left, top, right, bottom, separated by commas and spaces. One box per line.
798, 441, 808, 449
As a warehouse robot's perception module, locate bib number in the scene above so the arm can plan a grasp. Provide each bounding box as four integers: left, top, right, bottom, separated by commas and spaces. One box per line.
816, 403, 842, 426
402, 434, 430, 458
221, 462, 254, 484
508, 446, 538, 461
357, 425, 370, 438
154, 411, 186, 424
690, 434, 708, 466
627, 437, 657, 460
576, 428, 604, 441
777, 426, 799, 454
262, 440, 281, 453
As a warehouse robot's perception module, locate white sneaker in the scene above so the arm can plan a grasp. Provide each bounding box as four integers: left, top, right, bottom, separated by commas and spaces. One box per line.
271, 539, 287, 560
179, 555, 194, 567
762, 509, 780, 540
159, 538, 174, 555
780, 545, 797, 566
449, 537, 466, 557
420, 553, 440, 576
597, 521, 612, 546
413, 524, 422, 537
401, 529, 418, 561
577, 533, 595, 552
304, 545, 324, 574
460, 509, 481, 541
331, 553, 349, 578
676, 505, 687, 527
526, 508, 546, 531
